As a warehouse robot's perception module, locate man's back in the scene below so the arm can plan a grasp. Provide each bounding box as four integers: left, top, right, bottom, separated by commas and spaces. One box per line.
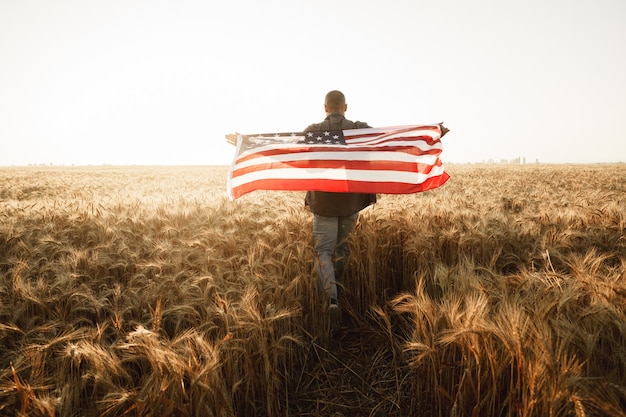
305, 112, 369, 132
304, 112, 377, 217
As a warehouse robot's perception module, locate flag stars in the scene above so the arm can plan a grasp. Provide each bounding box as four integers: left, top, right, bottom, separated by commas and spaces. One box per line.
301, 130, 346, 145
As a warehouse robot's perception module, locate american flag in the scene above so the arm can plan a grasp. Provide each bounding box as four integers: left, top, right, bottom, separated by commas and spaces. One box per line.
227, 124, 450, 199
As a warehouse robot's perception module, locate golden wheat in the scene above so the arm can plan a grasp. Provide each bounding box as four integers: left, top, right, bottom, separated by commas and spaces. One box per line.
0, 164, 624, 416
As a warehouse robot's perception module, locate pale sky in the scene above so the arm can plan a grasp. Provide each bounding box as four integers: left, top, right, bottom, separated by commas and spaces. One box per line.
1, 0, 625, 166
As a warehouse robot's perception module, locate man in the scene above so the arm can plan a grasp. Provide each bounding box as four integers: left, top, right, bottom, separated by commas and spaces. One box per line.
304, 90, 376, 331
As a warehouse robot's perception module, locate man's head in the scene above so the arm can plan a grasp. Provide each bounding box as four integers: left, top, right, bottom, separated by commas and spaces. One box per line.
324, 90, 347, 115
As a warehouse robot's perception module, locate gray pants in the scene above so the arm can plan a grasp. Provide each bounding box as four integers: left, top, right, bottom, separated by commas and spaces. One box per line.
312, 213, 358, 303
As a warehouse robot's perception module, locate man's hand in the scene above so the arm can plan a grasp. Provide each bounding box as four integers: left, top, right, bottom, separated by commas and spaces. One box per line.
438, 123, 450, 138
225, 133, 238, 146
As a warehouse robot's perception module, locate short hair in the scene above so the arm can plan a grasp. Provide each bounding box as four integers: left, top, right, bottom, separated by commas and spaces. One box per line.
324, 90, 346, 112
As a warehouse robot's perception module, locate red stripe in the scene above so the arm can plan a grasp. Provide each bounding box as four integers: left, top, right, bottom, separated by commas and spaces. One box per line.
236, 143, 443, 164
345, 134, 440, 146
230, 172, 450, 198
231, 158, 442, 178
238, 133, 441, 164
344, 125, 441, 140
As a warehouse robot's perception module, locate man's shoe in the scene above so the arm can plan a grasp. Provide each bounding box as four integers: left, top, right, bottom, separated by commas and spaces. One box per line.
329, 303, 340, 333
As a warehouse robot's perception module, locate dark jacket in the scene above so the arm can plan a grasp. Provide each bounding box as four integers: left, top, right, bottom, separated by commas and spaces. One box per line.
304, 113, 377, 217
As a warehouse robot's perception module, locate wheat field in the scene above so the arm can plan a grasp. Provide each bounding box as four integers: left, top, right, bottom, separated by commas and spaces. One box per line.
0, 164, 625, 417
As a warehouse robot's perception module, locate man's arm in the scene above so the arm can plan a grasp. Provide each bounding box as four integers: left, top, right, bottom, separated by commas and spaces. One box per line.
225, 133, 238, 146
439, 123, 450, 137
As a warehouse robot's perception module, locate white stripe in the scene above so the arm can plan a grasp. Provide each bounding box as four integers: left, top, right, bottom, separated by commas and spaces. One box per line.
236, 138, 443, 160
236, 126, 441, 159
343, 129, 440, 141
230, 165, 446, 188
344, 137, 441, 148
345, 129, 440, 145
347, 135, 439, 146
342, 125, 439, 137
234, 151, 440, 170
